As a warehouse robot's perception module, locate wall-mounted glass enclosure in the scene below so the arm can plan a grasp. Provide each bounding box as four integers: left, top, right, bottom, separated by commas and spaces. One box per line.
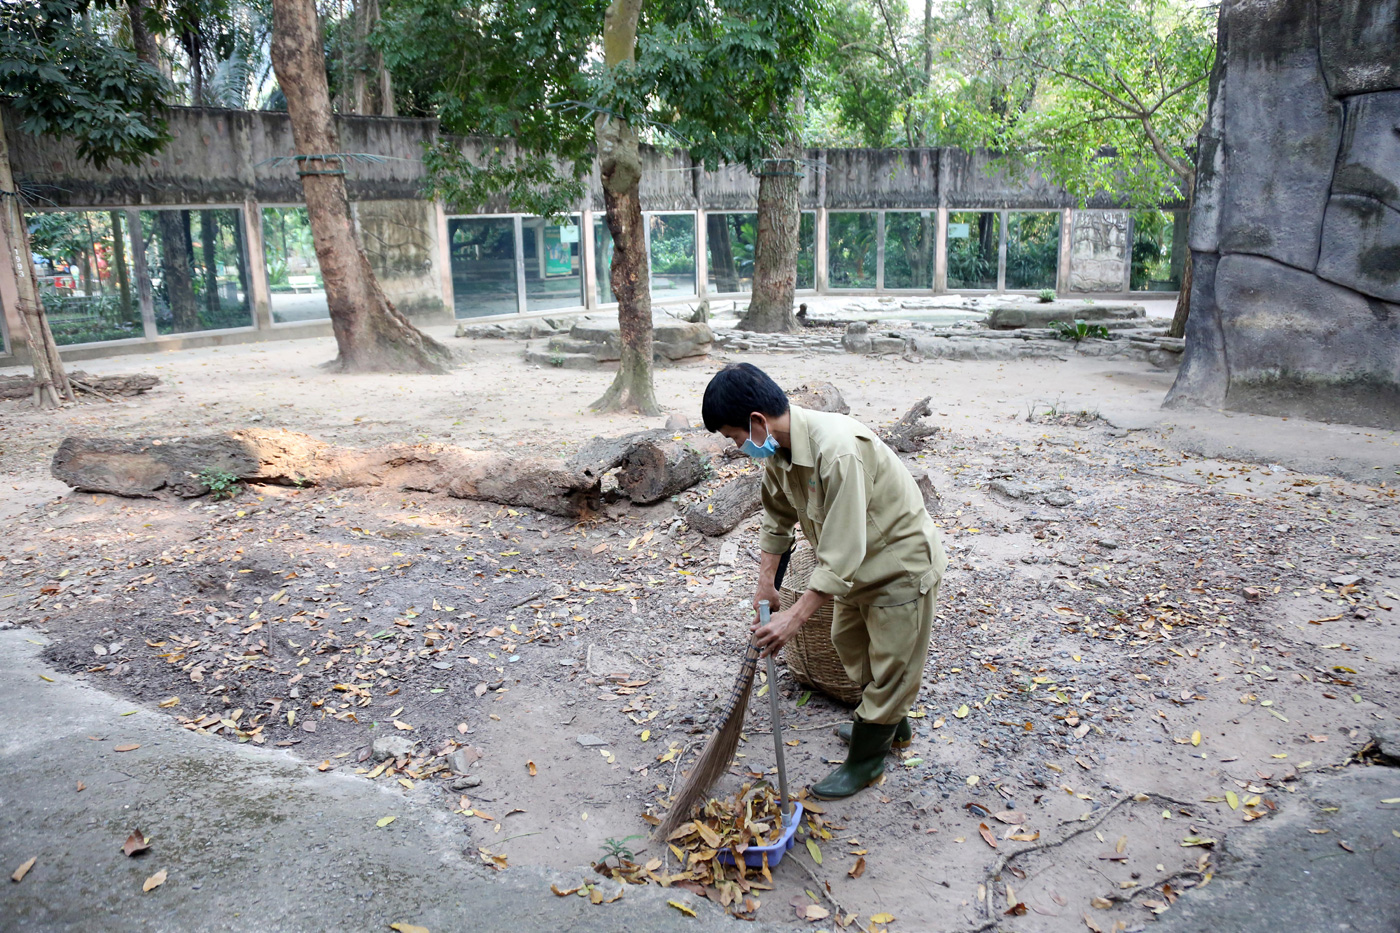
706, 212, 757, 294
797, 212, 816, 290
27, 210, 142, 345
262, 206, 326, 323
1005, 212, 1061, 290
647, 212, 696, 300
447, 217, 517, 318
143, 208, 252, 334
946, 211, 1000, 290
1131, 209, 1187, 291
524, 215, 584, 311
883, 211, 937, 289
827, 212, 877, 289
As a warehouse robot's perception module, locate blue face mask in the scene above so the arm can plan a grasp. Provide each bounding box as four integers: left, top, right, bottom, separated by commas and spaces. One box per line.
741, 419, 779, 459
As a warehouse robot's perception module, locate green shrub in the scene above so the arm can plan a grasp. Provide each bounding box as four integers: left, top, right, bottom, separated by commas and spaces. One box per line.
1049, 319, 1110, 342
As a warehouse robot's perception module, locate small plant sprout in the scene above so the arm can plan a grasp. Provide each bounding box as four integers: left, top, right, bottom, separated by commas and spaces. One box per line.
198, 467, 241, 500
598, 835, 644, 867
1049, 319, 1111, 342
1037, 288, 1056, 303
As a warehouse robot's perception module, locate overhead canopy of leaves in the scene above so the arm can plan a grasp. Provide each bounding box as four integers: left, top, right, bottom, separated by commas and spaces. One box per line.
376, 0, 823, 215
0, 0, 171, 169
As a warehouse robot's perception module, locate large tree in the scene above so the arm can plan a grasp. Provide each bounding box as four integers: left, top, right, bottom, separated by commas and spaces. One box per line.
0, 0, 170, 407
269, 0, 452, 373
380, 0, 819, 408
995, 0, 1213, 336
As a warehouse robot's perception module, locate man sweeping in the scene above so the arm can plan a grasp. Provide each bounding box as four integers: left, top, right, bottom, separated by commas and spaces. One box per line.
702, 363, 947, 799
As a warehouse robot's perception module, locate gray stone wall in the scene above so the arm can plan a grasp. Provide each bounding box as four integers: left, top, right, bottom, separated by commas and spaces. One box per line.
1168, 0, 1400, 429
1068, 211, 1129, 293
354, 200, 449, 320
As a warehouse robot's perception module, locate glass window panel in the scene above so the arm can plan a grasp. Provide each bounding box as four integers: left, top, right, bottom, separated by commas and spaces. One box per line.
946, 211, 999, 290
27, 210, 142, 345
262, 206, 326, 323
144, 209, 252, 334
797, 212, 816, 290
882, 211, 937, 289
706, 212, 756, 294
523, 215, 584, 311
1005, 212, 1060, 290
593, 217, 615, 305
827, 212, 877, 289
447, 217, 518, 317
1131, 209, 1186, 291
648, 213, 696, 300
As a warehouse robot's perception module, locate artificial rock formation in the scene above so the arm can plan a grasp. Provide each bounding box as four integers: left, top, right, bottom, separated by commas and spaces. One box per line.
1167, 0, 1400, 428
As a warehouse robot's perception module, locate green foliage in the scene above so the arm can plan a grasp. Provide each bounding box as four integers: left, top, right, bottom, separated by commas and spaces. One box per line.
198, 467, 241, 500
377, 0, 824, 214
0, 0, 171, 168
1038, 288, 1056, 303
1049, 319, 1110, 341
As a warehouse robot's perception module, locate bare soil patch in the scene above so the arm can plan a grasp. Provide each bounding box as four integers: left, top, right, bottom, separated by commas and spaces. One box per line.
3, 332, 1398, 932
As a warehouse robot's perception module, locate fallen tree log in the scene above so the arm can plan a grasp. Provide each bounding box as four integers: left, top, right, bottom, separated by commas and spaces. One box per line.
0, 370, 160, 401
880, 396, 939, 452
52, 429, 603, 517
619, 432, 732, 505
684, 469, 763, 536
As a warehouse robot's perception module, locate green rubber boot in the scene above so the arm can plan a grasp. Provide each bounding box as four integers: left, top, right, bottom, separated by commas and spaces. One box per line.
810, 719, 898, 800
835, 716, 912, 749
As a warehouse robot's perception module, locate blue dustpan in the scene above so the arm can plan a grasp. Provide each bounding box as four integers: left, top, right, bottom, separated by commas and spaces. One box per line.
716, 801, 804, 868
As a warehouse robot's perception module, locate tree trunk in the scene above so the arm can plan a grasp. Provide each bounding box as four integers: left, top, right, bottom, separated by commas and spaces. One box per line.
109, 211, 134, 323
351, 0, 367, 114
270, 0, 452, 373
1168, 172, 1195, 339
199, 209, 219, 319
591, 0, 658, 414
618, 432, 731, 504
706, 213, 738, 293
154, 209, 199, 331
0, 109, 72, 407
738, 126, 802, 333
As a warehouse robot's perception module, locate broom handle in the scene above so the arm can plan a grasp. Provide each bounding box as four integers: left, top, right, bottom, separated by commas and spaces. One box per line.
761, 547, 794, 818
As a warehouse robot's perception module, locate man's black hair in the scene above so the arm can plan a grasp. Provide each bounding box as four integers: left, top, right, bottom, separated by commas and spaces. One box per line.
702, 362, 789, 432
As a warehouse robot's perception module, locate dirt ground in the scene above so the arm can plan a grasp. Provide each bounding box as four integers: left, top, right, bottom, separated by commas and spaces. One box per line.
2, 325, 1398, 933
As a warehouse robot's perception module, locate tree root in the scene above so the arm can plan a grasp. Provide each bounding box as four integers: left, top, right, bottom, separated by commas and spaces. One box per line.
981, 792, 1210, 926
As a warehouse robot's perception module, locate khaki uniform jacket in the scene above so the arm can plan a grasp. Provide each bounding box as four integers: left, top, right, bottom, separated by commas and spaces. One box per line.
758, 406, 947, 607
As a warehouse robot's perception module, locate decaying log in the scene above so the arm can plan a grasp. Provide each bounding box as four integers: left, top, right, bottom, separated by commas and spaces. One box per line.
0, 370, 160, 401
880, 396, 939, 452
619, 432, 732, 505
566, 428, 669, 481
51, 429, 603, 517
684, 470, 763, 536
788, 382, 849, 414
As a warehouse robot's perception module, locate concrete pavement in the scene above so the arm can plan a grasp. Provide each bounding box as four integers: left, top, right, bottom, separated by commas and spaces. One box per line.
0, 631, 769, 933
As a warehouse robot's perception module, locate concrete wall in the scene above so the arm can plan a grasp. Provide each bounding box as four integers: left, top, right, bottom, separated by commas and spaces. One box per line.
1166, 0, 1400, 429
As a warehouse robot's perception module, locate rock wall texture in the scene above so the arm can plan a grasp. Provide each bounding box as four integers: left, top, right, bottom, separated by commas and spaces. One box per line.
1068, 211, 1129, 293
1167, 0, 1400, 429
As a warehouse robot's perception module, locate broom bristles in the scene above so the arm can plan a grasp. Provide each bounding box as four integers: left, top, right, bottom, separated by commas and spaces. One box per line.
654, 640, 761, 839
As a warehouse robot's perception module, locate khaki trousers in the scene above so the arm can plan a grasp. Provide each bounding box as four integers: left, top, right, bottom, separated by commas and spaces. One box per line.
829, 583, 938, 725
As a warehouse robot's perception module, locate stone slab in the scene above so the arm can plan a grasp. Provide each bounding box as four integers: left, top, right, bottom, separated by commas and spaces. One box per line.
985, 302, 1144, 330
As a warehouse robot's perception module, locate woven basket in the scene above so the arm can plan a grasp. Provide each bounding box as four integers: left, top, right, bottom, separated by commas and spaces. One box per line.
779, 546, 864, 706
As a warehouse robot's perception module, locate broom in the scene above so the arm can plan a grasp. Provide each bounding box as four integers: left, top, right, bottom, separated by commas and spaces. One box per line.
655, 548, 791, 839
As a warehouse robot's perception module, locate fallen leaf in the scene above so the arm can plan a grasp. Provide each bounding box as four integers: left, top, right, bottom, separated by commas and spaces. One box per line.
1091, 896, 1112, 909
389, 924, 429, 933
1008, 831, 1040, 842
955, 704, 970, 719
552, 884, 583, 897
392, 720, 414, 731
1191, 730, 1202, 747
667, 900, 697, 917
806, 838, 823, 865
871, 912, 895, 924
1226, 791, 1239, 810
803, 905, 830, 921
993, 810, 1026, 824
978, 823, 998, 849
121, 830, 150, 857
1083, 911, 1106, 933
158, 697, 179, 708
377, 816, 397, 828
527, 760, 537, 776
848, 857, 866, 879
114, 744, 140, 753
12, 857, 36, 883
142, 869, 167, 892
1339, 841, 1354, 853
